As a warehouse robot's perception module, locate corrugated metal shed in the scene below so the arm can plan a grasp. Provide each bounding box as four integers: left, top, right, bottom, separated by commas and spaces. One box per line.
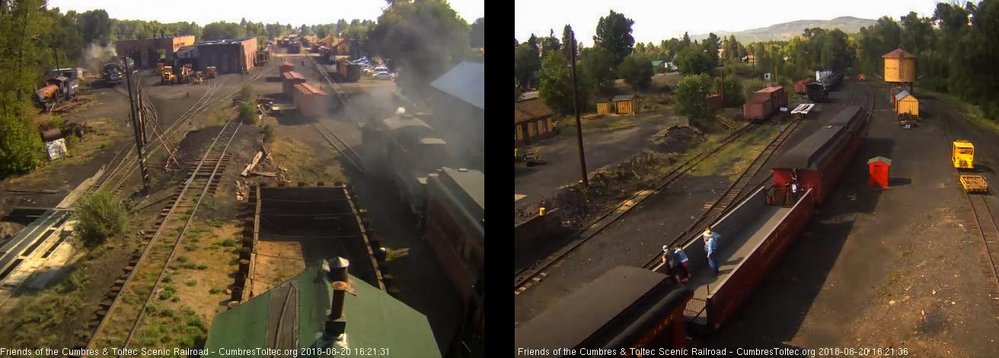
204, 265, 440, 357
430, 61, 484, 110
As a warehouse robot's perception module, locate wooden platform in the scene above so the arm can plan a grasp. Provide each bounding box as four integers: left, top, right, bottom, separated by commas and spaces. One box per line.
960, 174, 989, 193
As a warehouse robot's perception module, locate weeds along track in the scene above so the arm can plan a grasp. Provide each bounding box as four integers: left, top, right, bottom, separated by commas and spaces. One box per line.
93, 64, 272, 196
80, 119, 241, 354
514, 123, 760, 294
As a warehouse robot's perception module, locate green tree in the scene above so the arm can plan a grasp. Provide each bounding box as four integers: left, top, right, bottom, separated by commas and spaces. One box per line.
75, 190, 129, 246
593, 10, 635, 66
539, 29, 561, 55
579, 46, 615, 94
674, 74, 713, 121
675, 47, 713, 75
78, 9, 111, 45
368, 0, 470, 96
702, 33, 721, 66
0, 0, 48, 175
202, 21, 244, 40
715, 77, 744, 107
618, 53, 653, 91
469, 17, 484, 48
538, 50, 590, 116
514, 35, 541, 89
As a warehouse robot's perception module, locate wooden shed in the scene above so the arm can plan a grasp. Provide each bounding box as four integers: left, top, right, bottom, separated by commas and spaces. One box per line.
596, 101, 613, 115
515, 97, 556, 146
894, 90, 918, 117
612, 94, 639, 115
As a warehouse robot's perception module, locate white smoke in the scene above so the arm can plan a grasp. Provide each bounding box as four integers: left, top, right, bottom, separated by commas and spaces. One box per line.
82, 41, 118, 73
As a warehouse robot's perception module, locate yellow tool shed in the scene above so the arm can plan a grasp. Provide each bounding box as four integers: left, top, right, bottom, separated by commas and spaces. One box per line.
894, 90, 918, 117
612, 94, 640, 115
596, 101, 613, 115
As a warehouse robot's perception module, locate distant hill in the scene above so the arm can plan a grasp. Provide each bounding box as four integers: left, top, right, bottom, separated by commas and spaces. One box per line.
690, 16, 877, 43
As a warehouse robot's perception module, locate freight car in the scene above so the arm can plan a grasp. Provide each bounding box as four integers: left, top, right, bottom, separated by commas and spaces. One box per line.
806, 82, 828, 102
335, 59, 362, 83
670, 105, 868, 330
516, 266, 693, 356
742, 86, 787, 121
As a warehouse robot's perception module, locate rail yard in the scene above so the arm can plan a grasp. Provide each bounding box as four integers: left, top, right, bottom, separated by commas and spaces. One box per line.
0, 2, 483, 357
514, 19, 999, 354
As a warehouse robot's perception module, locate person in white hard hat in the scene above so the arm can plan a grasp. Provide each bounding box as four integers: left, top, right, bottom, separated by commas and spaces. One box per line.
703, 228, 720, 276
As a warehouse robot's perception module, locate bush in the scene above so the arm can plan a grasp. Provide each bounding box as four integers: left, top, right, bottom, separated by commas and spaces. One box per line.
75, 190, 129, 245
239, 102, 258, 125
239, 85, 253, 103
715, 78, 745, 107
674, 74, 713, 122
262, 124, 275, 143
618, 53, 653, 91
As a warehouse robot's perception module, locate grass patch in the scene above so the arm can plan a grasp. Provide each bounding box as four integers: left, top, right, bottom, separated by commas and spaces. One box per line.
185, 280, 198, 287
209, 287, 222, 295
920, 88, 999, 135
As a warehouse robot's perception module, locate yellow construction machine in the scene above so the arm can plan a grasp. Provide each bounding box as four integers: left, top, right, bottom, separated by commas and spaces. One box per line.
206, 66, 217, 79
954, 140, 990, 193
160, 65, 175, 84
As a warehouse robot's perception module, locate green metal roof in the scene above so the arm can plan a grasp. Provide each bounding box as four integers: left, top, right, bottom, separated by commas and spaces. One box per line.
612, 94, 638, 102
205, 264, 441, 357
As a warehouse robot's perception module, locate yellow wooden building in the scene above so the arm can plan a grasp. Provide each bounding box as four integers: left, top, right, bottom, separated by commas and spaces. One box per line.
515, 97, 556, 146
596, 101, 613, 114
612, 94, 640, 115
894, 90, 918, 117
882, 47, 916, 83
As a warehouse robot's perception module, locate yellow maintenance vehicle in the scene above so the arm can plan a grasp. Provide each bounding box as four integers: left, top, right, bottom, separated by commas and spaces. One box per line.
954, 140, 989, 193
160, 65, 175, 84
177, 64, 193, 84
953, 140, 975, 169
193, 71, 204, 84
206, 66, 217, 79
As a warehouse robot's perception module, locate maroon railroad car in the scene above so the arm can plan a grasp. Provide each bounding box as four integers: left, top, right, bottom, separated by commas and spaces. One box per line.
795, 78, 815, 95
516, 266, 693, 355
742, 97, 773, 121
771, 105, 868, 205
292, 83, 328, 118
281, 70, 306, 98
753, 86, 788, 113
675, 186, 815, 329
278, 63, 294, 75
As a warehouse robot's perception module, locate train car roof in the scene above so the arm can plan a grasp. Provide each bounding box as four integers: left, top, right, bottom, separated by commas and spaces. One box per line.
515, 266, 672, 352
774, 124, 848, 169
827, 105, 863, 127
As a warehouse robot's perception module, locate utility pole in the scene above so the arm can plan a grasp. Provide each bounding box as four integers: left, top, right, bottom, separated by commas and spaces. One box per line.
123, 58, 151, 193
568, 29, 588, 187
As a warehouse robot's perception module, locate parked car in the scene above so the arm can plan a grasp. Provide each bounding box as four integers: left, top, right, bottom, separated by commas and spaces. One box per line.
373, 72, 395, 80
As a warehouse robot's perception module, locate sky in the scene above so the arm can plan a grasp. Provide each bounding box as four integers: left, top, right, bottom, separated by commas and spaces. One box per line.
47, 0, 483, 25
516, 0, 945, 46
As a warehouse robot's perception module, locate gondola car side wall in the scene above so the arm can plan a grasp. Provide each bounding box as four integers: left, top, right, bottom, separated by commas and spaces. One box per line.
705, 189, 814, 328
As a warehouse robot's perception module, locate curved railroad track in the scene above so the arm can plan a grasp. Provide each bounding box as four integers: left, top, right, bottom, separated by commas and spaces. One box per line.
514, 122, 761, 293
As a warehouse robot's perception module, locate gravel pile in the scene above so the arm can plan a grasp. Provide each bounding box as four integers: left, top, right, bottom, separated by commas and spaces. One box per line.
652, 126, 702, 154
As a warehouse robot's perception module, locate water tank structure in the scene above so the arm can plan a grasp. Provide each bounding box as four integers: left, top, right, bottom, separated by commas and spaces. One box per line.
882, 47, 916, 84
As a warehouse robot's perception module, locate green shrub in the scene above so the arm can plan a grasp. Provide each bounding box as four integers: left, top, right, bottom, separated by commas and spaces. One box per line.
75, 190, 129, 246
262, 124, 275, 143
185, 280, 197, 287
240, 102, 258, 124
209, 287, 222, 294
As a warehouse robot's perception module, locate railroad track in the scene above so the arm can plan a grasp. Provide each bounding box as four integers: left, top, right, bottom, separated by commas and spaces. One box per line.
642, 78, 877, 271
300, 55, 366, 173
937, 91, 999, 291
94, 63, 272, 196
514, 123, 760, 292
643, 117, 805, 270
82, 118, 241, 353
312, 122, 364, 173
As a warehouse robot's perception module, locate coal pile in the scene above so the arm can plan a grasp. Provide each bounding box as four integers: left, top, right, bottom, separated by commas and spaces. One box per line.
652, 126, 701, 154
